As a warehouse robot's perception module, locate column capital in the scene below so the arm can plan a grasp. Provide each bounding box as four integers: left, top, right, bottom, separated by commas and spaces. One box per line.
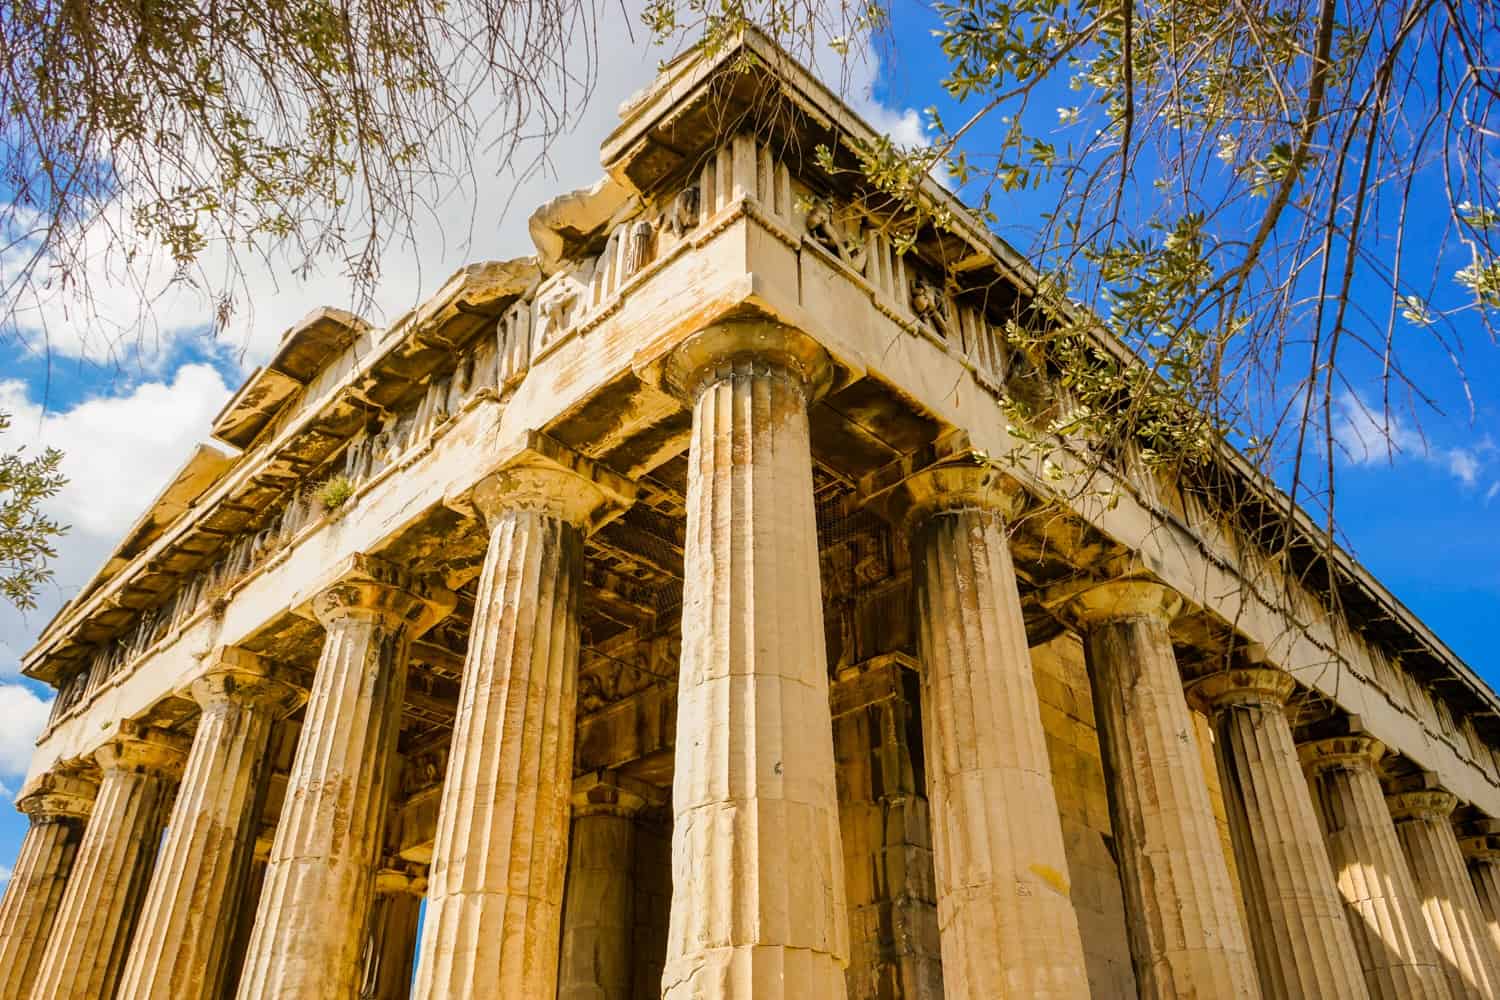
95, 724, 190, 779
1057, 578, 1183, 628
1461, 832, 1500, 863
1387, 789, 1459, 824
15, 768, 98, 821
570, 770, 659, 818
374, 860, 429, 897
296, 552, 455, 636
1187, 666, 1295, 715
1297, 734, 1385, 776
188, 646, 308, 717
860, 430, 1024, 529
470, 431, 635, 533
659, 319, 834, 403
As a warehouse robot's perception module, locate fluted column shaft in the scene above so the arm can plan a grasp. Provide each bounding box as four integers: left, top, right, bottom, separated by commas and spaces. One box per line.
1190, 668, 1368, 999
117, 650, 302, 1000
413, 452, 624, 998
360, 866, 424, 1000
0, 772, 96, 1000
896, 464, 1089, 998
1299, 737, 1450, 999
237, 557, 440, 999
223, 852, 268, 1000
559, 776, 648, 1000
1065, 582, 1259, 998
30, 729, 187, 1000
1463, 840, 1500, 972
1390, 791, 1500, 998
660, 324, 848, 998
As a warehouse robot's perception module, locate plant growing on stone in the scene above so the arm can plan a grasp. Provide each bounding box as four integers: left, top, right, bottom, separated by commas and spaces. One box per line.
317, 475, 356, 512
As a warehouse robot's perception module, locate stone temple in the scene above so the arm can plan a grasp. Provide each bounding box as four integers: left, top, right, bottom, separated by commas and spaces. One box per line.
4, 29, 1500, 1000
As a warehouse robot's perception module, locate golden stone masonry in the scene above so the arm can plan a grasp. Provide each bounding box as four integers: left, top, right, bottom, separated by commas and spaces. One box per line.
4, 30, 1500, 1000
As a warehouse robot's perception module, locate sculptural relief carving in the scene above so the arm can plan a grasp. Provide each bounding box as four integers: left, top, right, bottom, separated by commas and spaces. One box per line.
805, 197, 868, 274
663, 184, 699, 237
624, 219, 654, 277
911, 276, 955, 341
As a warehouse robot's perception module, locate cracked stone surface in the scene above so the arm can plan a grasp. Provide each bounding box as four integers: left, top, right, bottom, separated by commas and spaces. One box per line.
895, 462, 1089, 999
1066, 581, 1259, 999
1191, 668, 1367, 1000
1300, 736, 1449, 999
236, 560, 431, 999
660, 323, 849, 999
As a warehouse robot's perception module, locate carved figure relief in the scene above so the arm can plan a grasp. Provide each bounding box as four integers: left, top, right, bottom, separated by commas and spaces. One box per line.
533, 262, 591, 349
624, 219, 654, 277
911, 277, 954, 341
663, 184, 700, 237
805, 197, 868, 273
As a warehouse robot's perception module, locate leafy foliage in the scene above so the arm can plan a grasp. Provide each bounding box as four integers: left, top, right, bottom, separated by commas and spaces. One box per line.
0, 0, 600, 356
0, 411, 67, 611
649, 0, 1499, 544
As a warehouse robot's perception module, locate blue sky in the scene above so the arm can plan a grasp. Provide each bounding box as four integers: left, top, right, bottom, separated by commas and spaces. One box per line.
1, 4, 1496, 888
865, 0, 1500, 665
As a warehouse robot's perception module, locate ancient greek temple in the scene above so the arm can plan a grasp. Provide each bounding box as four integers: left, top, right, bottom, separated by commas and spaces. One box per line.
4, 30, 1500, 1000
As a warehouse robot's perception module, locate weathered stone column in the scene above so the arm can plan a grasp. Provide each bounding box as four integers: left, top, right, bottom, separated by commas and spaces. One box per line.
1190, 668, 1368, 998
830, 654, 942, 1000
559, 771, 651, 1000
222, 846, 270, 999
29, 726, 187, 1000
359, 863, 425, 1000
116, 648, 304, 1000
1389, 788, 1500, 998
412, 438, 629, 999
880, 452, 1090, 998
237, 555, 447, 999
658, 321, 849, 998
1061, 581, 1259, 998
1462, 830, 1500, 975
0, 770, 97, 1000
1299, 735, 1450, 998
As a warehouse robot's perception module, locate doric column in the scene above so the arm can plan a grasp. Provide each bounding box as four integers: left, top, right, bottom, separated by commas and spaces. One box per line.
657, 321, 849, 998
29, 726, 187, 1000
1389, 788, 1500, 998
0, 770, 97, 999
830, 654, 942, 1000
412, 437, 630, 999
878, 451, 1090, 998
1299, 736, 1449, 998
359, 863, 425, 1000
1188, 668, 1367, 999
559, 771, 652, 1000
222, 843, 270, 999
1061, 581, 1259, 998
1461, 830, 1500, 970
237, 555, 448, 999
117, 648, 304, 1000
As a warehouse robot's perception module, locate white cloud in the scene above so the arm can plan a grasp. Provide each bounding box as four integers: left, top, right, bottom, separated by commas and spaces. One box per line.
0, 366, 232, 675
0, 865, 10, 886
1448, 449, 1481, 485
4, 10, 923, 375
1334, 391, 1491, 488
0, 682, 53, 776
0, 17, 923, 679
